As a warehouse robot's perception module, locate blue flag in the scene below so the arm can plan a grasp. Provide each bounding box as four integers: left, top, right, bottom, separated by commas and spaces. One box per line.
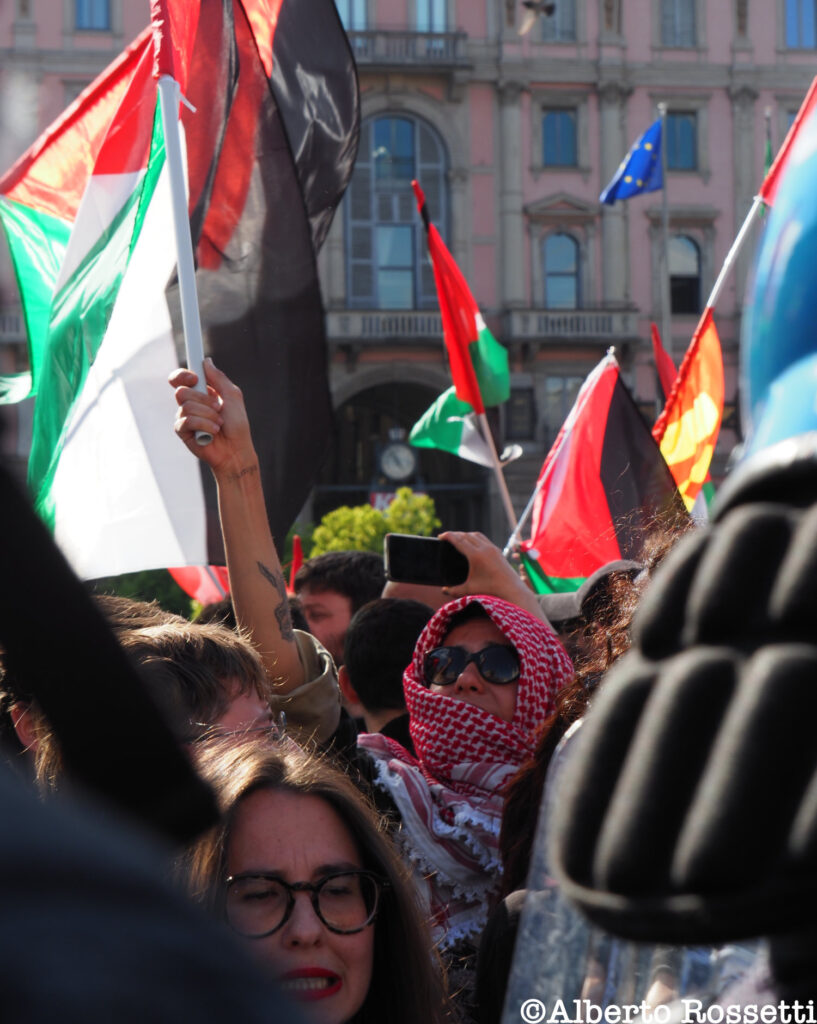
600, 117, 663, 204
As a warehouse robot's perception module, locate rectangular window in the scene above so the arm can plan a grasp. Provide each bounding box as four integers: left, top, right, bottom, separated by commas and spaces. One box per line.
541, 0, 576, 41
416, 0, 447, 32
336, 0, 367, 31
786, 0, 817, 47
75, 0, 110, 30
542, 109, 577, 167
661, 0, 696, 47
506, 388, 537, 441
543, 376, 583, 449
666, 112, 697, 170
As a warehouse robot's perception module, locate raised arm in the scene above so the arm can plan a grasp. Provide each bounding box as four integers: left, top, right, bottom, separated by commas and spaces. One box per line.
439, 530, 552, 627
169, 360, 304, 693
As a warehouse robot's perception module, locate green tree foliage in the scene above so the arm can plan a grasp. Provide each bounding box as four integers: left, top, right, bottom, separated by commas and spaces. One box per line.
383, 487, 441, 537
89, 568, 194, 618
309, 488, 441, 557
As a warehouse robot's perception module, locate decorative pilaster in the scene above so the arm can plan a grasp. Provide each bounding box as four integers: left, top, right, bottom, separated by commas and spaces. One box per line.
323, 208, 346, 308
729, 84, 757, 307
447, 166, 470, 275
498, 81, 526, 308
598, 80, 632, 304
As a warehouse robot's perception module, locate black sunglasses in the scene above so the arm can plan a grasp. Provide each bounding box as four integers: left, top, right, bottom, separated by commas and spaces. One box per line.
424, 643, 521, 688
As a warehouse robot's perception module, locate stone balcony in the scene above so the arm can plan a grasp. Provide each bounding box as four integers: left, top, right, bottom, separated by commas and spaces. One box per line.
346, 30, 470, 71
327, 309, 443, 344
505, 306, 641, 346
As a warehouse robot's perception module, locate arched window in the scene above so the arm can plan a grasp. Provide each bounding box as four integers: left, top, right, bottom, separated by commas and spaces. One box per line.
543, 233, 580, 309
661, 0, 696, 47
669, 235, 701, 314
346, 115, 448, 309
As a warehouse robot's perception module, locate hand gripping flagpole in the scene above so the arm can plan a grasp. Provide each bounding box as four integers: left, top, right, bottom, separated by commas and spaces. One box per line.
157, 75, 212, 446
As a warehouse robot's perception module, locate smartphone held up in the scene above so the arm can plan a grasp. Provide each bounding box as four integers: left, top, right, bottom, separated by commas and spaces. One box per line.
384, 534, 470, 588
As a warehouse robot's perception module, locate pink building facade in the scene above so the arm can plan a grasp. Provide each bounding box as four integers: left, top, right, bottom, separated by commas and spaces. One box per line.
1, 1, 815, 537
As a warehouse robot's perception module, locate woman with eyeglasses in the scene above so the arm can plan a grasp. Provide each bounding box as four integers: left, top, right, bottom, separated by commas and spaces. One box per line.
356, 585, 573, 1020
183, 741, 450, 1024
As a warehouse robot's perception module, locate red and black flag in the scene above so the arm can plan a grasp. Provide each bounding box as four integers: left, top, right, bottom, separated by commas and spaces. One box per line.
180, 0, 359, 556
520, 351, 685, 595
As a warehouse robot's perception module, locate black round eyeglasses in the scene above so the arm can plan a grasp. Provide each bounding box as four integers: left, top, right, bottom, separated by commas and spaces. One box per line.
224, 869, 388, 938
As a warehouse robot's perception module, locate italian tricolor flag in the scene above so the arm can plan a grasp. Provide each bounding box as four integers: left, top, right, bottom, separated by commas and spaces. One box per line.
0, 21, 207, 579
409, 180, 509, 466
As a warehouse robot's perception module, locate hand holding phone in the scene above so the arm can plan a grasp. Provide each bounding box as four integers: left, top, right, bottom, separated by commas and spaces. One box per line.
436, 531, 553, 627
384, 534, 470, 587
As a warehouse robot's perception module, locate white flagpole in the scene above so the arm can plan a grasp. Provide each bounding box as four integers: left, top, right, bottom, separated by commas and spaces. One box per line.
476, 411, 518, 534
502, 476, 542, 556
705, 194, 763, 311
157, 75, 212, 446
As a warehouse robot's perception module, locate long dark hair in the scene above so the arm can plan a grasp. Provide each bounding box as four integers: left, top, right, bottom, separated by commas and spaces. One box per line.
500, 519, 692, 895
182, 740, 451, 1024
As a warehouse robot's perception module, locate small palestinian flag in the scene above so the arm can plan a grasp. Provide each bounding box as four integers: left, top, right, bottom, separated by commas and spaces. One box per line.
409, 179, 509, 466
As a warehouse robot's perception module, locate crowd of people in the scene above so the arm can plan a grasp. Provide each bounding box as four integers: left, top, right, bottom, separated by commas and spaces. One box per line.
0, 355, 803, 1022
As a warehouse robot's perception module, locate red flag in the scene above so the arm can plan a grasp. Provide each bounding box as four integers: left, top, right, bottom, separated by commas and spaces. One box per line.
150, 0, 200, 84
651, 322, 678, 400
412, 180, 484, 413
759, 76, 817, 206
287, 534, 303, 595
653, 308, 724, 511
171, 0, 358, 557
169, 565, 230, 604
521, 352, 683, 594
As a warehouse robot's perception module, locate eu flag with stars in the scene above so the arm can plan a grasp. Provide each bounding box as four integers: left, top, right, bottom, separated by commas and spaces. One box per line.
600, 117, 663, 204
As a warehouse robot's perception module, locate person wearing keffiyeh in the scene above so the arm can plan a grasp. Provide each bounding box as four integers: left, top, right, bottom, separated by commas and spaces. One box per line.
357, 592, 574, 950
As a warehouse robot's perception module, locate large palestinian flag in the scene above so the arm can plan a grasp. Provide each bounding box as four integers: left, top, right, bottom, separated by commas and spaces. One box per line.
520, 351, 685, 595
0, 0, 358, 579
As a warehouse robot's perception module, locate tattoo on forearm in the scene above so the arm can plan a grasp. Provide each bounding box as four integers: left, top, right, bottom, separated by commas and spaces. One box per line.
257, 561, 295, 642
225, 464, 259, 483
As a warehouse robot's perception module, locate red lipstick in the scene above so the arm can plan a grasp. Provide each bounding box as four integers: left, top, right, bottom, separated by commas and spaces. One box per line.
279, 967, 342, 1002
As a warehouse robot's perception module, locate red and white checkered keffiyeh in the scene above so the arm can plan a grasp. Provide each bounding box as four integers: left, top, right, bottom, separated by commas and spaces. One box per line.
358, 595, 573, 947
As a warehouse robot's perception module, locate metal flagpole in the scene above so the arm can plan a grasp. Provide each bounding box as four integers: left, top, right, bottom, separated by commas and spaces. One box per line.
157, 75, 212, 446
658, 102, 672, 361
